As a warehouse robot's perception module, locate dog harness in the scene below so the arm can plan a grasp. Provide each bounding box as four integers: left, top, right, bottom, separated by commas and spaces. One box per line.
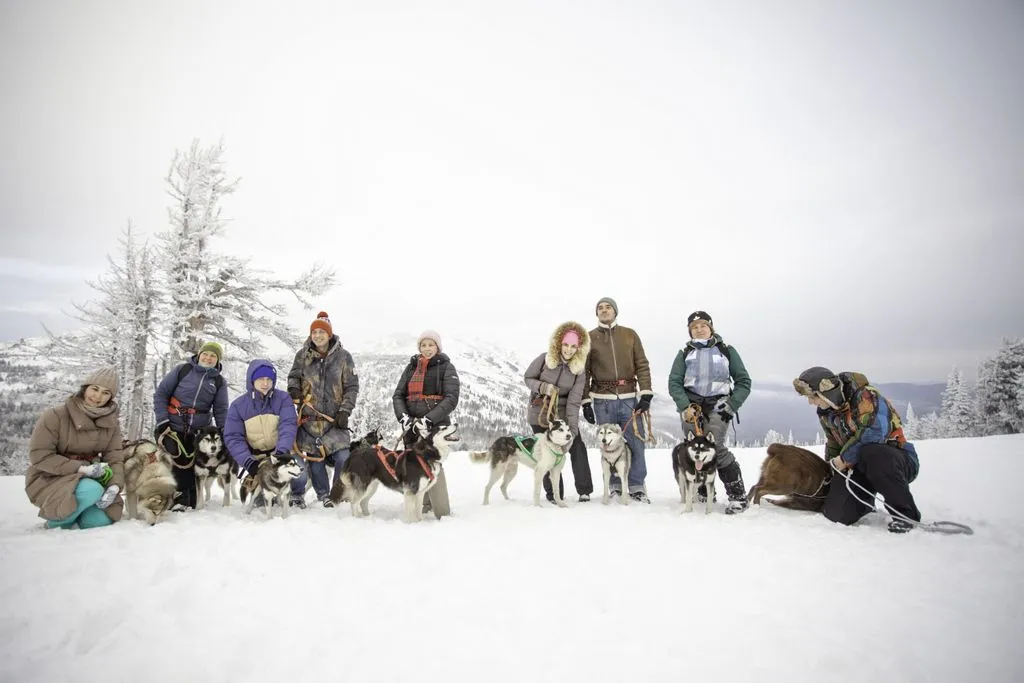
374, 445, 435, 482
513, 435, 565, 468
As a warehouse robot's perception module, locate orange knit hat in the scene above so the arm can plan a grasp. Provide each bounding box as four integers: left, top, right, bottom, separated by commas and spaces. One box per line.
310, 311, 333, 336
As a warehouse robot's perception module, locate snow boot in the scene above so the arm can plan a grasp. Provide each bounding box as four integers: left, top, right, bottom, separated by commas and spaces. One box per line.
719, 462, 748, 515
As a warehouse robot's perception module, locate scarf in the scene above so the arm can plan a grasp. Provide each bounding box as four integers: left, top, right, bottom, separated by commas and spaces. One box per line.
407, 356, 431, 401
71, 395, 118, 421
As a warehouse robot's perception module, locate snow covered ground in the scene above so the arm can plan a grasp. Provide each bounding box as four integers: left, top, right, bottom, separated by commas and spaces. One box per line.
1, 435, 1021, 683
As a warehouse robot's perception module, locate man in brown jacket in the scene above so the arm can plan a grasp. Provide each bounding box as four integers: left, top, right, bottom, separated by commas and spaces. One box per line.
582, 297, 655, 502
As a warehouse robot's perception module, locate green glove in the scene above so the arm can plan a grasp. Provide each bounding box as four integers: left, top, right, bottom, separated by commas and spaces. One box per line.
98, 464, 113, 487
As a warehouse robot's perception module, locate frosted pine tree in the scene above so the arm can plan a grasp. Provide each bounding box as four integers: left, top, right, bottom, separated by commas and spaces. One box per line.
156, 139, 335, 363
786, 429, 794, 445
937, 367, 976, 438
976, 338, 1024, 435
45, 224, 158, 438
813, 431, 825, 446
903, 402, 918, 440
764, 428, 784, 446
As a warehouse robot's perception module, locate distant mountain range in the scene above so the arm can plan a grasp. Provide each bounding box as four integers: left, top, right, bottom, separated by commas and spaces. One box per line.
0, 334, 945, 473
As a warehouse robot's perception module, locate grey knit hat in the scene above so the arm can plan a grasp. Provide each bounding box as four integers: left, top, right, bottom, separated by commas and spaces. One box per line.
82, 366, 119, 398
595, 297, 618, 317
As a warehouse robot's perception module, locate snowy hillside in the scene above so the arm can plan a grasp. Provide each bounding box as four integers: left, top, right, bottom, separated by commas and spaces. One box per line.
1, 435, 1021, 683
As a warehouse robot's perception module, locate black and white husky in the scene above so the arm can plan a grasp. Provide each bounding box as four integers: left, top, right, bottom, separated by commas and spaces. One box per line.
469, 419, 575, 508
673, 431, 718, 514
192, 426, 237, 509
240, 454, 304, 519
329, 420, 459, 523
596, 423, 632, 505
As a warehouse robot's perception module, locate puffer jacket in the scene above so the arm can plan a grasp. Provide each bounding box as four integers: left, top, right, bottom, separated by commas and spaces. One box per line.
392, 353, 460, 425
153, 356, 229, 433
524, 321, 590, 434
224, 359, 298, 471
25, 396, 126, 521
287, 335, 359, 454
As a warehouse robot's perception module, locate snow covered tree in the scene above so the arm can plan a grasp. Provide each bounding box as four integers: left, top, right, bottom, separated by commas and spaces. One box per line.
976, 338, 1024, 435
903, 402, 918, 440
764, 428, 784, 446
937, 366, 976, 438
156, 139, 335, 362
813, 431, 825, 446
44, 224, 158, 438
786, 429, 794, 445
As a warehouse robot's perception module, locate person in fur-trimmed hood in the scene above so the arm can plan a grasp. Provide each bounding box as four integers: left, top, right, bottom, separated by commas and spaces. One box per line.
794, 366, 921, 533
667, 311, 752, 513
524, 321, 594, 502
286, 311, 359, 508
25, 367, 126, 529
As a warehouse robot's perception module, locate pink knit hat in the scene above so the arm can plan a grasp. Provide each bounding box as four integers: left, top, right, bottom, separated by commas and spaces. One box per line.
562, 330, 581, 346
417, 330, 442, 352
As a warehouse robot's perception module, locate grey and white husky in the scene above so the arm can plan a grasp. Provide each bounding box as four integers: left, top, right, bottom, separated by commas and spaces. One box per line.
240, 454, 304, 519
193, 426, 237, 509
596, 423, 632, 505
469, 420, 574, 508
673, 431, 718, 514
123, 439, 178, 526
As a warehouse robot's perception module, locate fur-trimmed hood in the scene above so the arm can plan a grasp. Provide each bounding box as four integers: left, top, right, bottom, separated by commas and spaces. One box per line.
546, 321, 590, 375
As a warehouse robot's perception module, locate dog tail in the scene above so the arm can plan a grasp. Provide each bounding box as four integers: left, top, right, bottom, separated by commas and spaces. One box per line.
328, 476, 348, 505
767, 495, 827, 512
467, 451, 491, 464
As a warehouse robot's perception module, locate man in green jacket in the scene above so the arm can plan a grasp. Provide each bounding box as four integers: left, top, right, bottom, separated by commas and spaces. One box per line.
667, 311, 752, 513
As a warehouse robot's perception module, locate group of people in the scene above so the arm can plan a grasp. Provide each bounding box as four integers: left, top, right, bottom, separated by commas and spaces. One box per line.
24, 298, 923, 534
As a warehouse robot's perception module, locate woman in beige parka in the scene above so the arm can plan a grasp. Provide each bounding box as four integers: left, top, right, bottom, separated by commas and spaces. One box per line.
25, 367, 126, 529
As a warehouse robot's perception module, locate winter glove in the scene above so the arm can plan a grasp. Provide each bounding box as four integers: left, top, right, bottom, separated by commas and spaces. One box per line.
714, 398, 735, 422
335, 410, 350, 430
153, 420, 170, 441
830, 455, 851, 472
95, 484, 120, 510
681, 405, 698, 423
582, 404, 596, 425
288, 387, 303, 403
635, 394, 652, 413
78, 463, 109, 480
243, 459, 260, 477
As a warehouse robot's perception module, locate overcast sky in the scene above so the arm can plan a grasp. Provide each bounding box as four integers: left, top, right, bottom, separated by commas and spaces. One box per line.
2, 0, 1022, 384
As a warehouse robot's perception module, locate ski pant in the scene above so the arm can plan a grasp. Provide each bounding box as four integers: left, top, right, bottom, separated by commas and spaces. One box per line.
532, 424, 593, 498
823, 443, 921, 525
593, 397, 647, 494
46, 479, 113, 530
292, 448, 350, 500
159, 429, 197, 509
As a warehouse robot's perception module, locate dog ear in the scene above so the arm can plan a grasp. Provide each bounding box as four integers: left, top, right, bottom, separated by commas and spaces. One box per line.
707, 432, 716, 444
685, 431, 695, 442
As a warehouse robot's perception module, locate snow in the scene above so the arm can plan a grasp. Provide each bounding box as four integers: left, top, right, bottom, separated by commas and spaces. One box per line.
2, 435, 1022, 682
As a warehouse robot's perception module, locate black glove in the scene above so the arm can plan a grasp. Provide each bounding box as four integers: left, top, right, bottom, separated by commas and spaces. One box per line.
153, 420, 170, 441
635, 395, 652, 413
288, 387, 303, 403
582, 404, 596, 425
714, 397, 735, 422
243, 459, 260, 477
336, 410, 349, 430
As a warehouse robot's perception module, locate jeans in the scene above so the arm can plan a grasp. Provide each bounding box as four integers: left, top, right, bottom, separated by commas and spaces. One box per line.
291, 448, 350, 499
593, 397, 648, 493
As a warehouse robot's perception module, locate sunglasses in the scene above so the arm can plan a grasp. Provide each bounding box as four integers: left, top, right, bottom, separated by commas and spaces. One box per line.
792, 376, 838, 397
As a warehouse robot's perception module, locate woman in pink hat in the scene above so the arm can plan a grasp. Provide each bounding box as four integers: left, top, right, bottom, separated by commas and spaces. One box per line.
524, 321, 593, 503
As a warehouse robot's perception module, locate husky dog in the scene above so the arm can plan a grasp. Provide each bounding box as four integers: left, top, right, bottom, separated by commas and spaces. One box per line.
673, 431, 718, 514
468, 419, 574, 508
192, 426, 237, 509
596, 423, 632, 505
240, 454, 304, 519
747, 443, 832, 512
122, 439, 178, 525
329, 421, 459, 523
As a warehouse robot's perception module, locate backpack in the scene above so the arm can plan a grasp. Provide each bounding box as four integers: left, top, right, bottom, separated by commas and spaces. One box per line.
167, 363, 224, 416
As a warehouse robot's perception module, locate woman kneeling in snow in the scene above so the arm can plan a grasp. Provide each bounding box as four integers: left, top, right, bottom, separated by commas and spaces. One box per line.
25, 367, 126, 529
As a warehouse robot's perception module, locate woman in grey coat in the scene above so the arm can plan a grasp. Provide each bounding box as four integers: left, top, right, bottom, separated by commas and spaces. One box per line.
524, 321, 594, 502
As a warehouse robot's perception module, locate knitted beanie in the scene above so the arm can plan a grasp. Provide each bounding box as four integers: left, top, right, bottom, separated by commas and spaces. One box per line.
83, 366, 119, 398
251, 365, 277, 384
595, 297, 618, 317
198, 341, 223, 362
417, 330, 442, 352
310, 311, 333, 336
686, 311, 714, 334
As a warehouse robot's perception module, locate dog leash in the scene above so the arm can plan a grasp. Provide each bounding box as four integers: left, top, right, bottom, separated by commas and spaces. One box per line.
830, 461, 974, 535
